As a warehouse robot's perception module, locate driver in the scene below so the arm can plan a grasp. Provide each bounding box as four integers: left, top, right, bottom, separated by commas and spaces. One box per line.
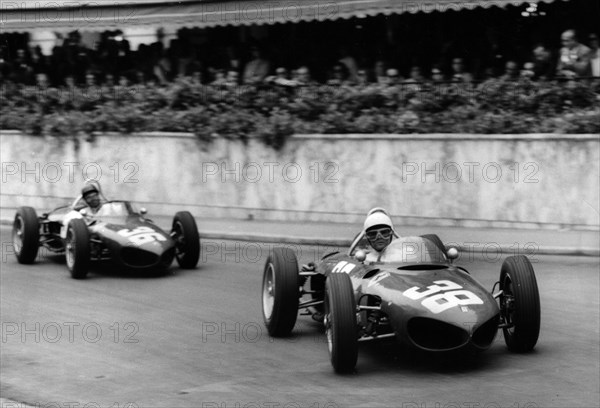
362, 207, 398, 262
80, 184, 103, 214
60, 184, 105, 239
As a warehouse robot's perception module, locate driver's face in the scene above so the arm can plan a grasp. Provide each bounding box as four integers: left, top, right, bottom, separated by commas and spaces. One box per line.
366, 227, 393, 252
84, 192, 100, 208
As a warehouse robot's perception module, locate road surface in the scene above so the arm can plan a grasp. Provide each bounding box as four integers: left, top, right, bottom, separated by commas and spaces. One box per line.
1, 226, 598, 408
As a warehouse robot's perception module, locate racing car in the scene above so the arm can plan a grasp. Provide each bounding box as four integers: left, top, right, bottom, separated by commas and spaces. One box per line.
12, 183, 200, 279
261, 234, 540, 373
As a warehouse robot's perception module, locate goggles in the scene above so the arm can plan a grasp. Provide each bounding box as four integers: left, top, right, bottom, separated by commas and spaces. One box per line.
366, 227, 392, 241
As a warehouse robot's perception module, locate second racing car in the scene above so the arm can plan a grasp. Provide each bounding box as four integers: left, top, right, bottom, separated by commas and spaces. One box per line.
12, 182, 200, 279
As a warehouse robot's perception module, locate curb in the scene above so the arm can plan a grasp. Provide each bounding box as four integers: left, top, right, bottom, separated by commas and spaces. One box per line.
2, 218, 598, 257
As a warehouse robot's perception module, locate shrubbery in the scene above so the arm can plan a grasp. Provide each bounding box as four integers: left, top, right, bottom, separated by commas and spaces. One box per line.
1, 79, 598, 149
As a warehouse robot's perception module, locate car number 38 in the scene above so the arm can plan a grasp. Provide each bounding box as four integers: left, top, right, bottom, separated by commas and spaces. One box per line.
403, 280, 483, 314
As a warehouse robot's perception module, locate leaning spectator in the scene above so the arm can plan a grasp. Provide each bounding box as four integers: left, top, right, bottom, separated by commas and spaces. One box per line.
373, 60, 387, 85
500, 61, 520, 80
64, 75, 76, 88
430, 65, 445, 83
403, 66, 425, 92
225, 70, 239, 87
269, 67, 297, 88
532, 44, 555, 80
190, 70, 203, 85
85, 72, 97, 87
296, 66, 315, 86
405, 66, 425, 83
274, 67, 288, 80
35, 72, 50, 89
327, 63, 348, 86
118, 75, 129, 87
134, 70, 146, 85
12, 49, 34, 84
385, 68, 401, 86
355, 69, 369, 86
556, 29, 592, 78
338, 46, 358, 83
451, 58, 474, 83
211, 69, 227, 86
104, 73, 115, 87
589, 33, 600, 77
242, 45, 270, 84
31, 46, 49, 77
521, 62, 536, 80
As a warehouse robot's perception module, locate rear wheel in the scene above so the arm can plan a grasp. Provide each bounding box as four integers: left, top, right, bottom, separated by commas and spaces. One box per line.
325, 273, 358, 373
12, 206, 40, 264
262, 247, 299, 336
500, 255, 540, 352
65, 219, 90, 279
172, 211, 200, 269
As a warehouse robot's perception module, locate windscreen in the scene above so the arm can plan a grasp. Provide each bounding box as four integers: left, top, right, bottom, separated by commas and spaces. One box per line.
94, 201, 132, 217
378, 237, 447, 264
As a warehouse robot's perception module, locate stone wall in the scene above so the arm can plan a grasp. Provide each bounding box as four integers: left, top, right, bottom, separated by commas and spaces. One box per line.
1, 131, 598, 227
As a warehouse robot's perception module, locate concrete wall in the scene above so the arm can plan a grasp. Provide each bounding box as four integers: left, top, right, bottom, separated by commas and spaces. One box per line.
1, 130, 598, 228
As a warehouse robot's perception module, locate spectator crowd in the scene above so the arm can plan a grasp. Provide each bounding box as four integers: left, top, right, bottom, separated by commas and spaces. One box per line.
1, 28, 599, 146
1, 29, 599, 89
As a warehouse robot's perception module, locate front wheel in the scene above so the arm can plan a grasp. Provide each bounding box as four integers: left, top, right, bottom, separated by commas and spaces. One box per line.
65, 219, 90, 279
13, 206, 40, 264
500, 255, 540, 352
262, 247, 299, 336
172, 211, 200, 269
325, 273, 358, 373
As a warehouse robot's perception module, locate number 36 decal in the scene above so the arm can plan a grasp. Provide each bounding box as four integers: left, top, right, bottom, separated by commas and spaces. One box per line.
403, 280, 483, 314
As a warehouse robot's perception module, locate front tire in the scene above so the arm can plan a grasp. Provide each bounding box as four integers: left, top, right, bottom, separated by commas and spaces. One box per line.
500, 255, 540, 352
172, 211, 200, 269
13, 206, 40, 264
325, 272, 358, 373
65, 219, 90, 279
262, 247, 299, 336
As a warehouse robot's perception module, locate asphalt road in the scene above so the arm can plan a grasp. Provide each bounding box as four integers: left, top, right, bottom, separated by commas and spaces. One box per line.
1, 225, 598, 408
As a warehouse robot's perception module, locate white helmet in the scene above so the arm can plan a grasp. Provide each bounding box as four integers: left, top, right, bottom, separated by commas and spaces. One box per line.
363, 207, 394, 231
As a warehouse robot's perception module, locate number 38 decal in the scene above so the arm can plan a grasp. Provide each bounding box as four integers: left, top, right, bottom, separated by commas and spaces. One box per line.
403, 280, 483, 314
118, 226, 166, 245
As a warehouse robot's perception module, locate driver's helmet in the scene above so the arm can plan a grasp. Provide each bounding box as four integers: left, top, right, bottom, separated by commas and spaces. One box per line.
364, 208, 394, 231
81, 183, 102, 210
81, 184, 98, 198
363, 208, 398, 244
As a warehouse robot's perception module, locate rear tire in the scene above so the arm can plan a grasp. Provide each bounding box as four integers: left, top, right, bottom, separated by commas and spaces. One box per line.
262, 247, 299, 336
12, 206, 40, 264
172, 211, 200, 269
325, 273, 358, 373
65, 219, 90, 279
500, 255, 540, 352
